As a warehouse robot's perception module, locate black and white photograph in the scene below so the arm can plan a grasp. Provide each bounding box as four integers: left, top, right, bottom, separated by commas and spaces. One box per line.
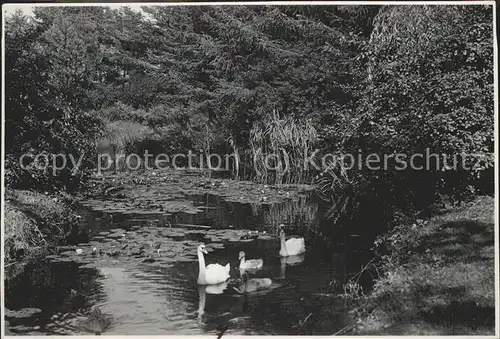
1, 1, 498, 336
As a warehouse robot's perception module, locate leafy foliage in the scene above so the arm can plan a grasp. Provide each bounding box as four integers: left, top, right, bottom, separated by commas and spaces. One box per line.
4, 5, 494, 228
319, 5, 494, 228
5, 10, 102, 192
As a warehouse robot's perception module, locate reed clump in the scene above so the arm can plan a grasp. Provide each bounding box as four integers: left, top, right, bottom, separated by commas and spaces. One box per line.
250, 110, 318, 185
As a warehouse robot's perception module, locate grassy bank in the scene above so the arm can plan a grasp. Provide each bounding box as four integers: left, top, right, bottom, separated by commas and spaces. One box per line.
345, 196, 495, 335
4, 190, 83, 279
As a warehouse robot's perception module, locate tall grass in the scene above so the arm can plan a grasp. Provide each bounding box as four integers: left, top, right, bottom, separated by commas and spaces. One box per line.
93, 102, 214, 173
313, 159, 357, 225
250, 110, 318, 185
96, 121, 153, 171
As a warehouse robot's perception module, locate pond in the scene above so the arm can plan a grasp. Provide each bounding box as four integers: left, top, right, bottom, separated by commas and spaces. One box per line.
4, 188, 374, 335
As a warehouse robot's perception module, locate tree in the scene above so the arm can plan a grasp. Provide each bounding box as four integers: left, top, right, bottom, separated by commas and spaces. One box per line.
5, 10, 101, 191
318, 5, 494, 229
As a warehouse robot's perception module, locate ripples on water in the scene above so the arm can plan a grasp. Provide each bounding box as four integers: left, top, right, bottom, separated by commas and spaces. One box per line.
5, 191, 373, 335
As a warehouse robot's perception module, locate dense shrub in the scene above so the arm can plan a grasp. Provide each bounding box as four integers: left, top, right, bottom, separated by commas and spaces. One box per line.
5, 11, 102, 192
317, 5, 494, 229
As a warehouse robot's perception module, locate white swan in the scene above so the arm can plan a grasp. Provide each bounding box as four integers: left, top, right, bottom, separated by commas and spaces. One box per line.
279, 224, 306, 257
238, 251, 263, 271
197, 244, 230, 285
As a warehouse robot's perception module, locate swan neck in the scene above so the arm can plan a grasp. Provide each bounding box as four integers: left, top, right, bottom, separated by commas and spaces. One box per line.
198, 250, 206, 281
280, 232, 288, 255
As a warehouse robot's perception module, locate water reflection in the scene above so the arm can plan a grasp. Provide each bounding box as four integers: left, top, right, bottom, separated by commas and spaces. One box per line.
280, 254, 305, 278
197, 282, 228, 323
4, 260, 104, 335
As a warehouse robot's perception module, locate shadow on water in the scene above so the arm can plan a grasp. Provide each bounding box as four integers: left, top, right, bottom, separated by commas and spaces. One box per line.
5, 190, 375, 335
4, 260, 104, 334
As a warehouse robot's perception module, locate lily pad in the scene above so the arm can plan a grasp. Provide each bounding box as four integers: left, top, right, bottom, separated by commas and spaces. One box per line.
5, 308, 42, 318
79, 263, 98, 269
258, 235, 276, 241
108, 233, 125, 239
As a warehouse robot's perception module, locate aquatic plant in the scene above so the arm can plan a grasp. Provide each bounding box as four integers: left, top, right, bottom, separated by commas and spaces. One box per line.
250, 110, 318, 185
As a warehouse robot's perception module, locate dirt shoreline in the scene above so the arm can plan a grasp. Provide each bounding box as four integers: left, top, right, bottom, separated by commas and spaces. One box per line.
345, 196, 495, 335
4, 189, 83, 279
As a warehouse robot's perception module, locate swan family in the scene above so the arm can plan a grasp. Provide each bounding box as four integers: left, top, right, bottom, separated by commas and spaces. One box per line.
194, 225, 306, 322
197, 224, 306, 286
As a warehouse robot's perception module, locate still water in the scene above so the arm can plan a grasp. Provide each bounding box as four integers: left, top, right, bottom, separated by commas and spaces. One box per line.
5, 191, 372, 335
